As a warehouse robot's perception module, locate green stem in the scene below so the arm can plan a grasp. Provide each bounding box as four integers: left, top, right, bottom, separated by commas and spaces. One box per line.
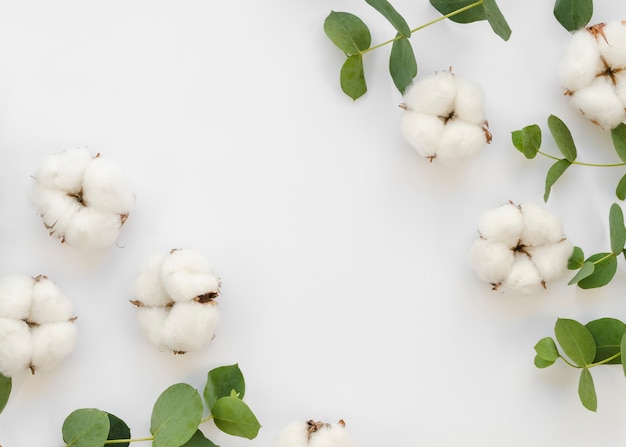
103, 437, 154, 445
538, 150, 626, 167
560, 351, 622, 369
362, 0, 484, 54
200, 415, 215, 424
591, 252, 616, 265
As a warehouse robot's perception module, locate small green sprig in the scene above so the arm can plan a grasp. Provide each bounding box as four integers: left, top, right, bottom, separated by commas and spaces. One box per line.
324, 0, 511, 100
534, 317, 626, 412
59, 364, 260, 447
553, 0, 593, 32
0, 373, 10, 415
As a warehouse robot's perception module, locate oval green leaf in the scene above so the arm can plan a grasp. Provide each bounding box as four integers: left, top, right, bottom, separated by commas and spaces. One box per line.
365, 0, 410, 37
578, 368, 597, 412
204, 364, 246, 411
340, 55, 367, 100
611, 123, 626, 163
554, 0, 593, 32
585, 318, 626, 364
483, 0, 511, 41
621, 333, 626, 377
150, 383, 203, 447
62, 408, 110, 447
567, 246, 584, 270
512, 124, 541, 159
212, 396, 261, 440
534, 337, 560, 362
554, 318, 596, 367
324, 12, 371, 56
429, 0, 486, 23
577, 253, 618, 289
534, 355, 556, 368
568, 260, 594, 285
181, 430, 219, 447
547, 115, 577, 162
389, 36, 417, 95
544, 158, 571, 202
616, 173, 626, 201
0, 374, 11, 415
106, 412, 131, 447
610, 203, 626, 255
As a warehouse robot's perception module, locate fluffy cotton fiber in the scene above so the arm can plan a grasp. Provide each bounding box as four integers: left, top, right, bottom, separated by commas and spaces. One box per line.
131, 248, 221, 354
269, 420, 358, 447
469, 202, 573, 294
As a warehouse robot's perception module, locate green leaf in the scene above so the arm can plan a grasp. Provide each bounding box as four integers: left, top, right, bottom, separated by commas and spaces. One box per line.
534, 337, 560, 362
547, 115, 577, 162
482, 0, 511, 41
150, 383, 203, 447
544, 159, 571, 202
106, 413, 131, 447
616, 173, 626, 201
554, 0, 593, 32
429, 0, 486, 23
181, 430, 220, 447
621, 333, 626, 377
578, 368, 597, 411
611, 123, 626, 163
389, 36, 417, 95
534, 355, 556, 368
0, 373, 10, 415
212, 396, 261, 440
340, 55, 367, 100
609, 203, 626, 255
204, 364, 246, 411
577, 253, 618, 289
62, 409, 110, 447
323, 12, 371, 55
365, 0, 411, 37
511, 124, 542, 159
568, 260, 594, 285
567, 246, 584, 270
585, 318, 626, 364
554, 318, 596, 367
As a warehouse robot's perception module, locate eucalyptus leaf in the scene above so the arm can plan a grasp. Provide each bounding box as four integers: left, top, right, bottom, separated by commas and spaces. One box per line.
323, 11, 371, 55
365, 0, 410, 37
577, 253, 618, 289
150, 383, 203, 447
389, 36, 417, 95
554, 318, 596, 367
62, 409, 110, 447
212, 396, 261, 440
106, 413, 131, 447
340, 55, 367, 100
578, 368, 597, 412
544, 158, 571, 202
429, 0, 486, 23
482, 0, 511, 41
609, 203, 626, 255
181, 430, 220, 447
511, 124, 541, 159
534, 355, 556, 368
616, 173, 626, 201
0, 373, 10, 415
204, 364, 246, 411
534, 337, 560, 362
567, 246, 584, 270
554, 0, 593, 32
568, 260, 594, 285
611, 123, 626, 163
585, 318, 626, 364
621, 333, 626, 377
547, 115, 577, 162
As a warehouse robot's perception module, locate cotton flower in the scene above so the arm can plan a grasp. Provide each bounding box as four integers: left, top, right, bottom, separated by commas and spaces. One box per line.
559, 21, 626, 129
131, 248, 221, 354
401, 69, 491, 165
269, 420, 358, 447
0, 274, 77, 377
31, 147, 135, 250
469, 202, 573, 294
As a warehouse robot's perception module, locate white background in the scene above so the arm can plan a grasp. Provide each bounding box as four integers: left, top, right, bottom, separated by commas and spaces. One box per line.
1, 0, 626, 446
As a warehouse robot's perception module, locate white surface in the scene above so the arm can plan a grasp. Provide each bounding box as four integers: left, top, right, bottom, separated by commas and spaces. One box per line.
1, 1, 626, 446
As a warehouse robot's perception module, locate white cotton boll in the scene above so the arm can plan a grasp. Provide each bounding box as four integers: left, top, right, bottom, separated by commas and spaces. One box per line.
519, 202, 565, 246
597, 21, 626, 67
559, 30, 603, 92
31, 185, 82, 238
161, 301, 220, 353
614, 71, 626, 106
309, 422, 358, 447
161, 249, 219, 303
571, 77, 626, 129
436, 120, 487, 165
526, 239, 574, 282
33, 148, 92, 194
82, 156, 134, 215
268, 421, 309, 447
63, 207, 123, 250
29, 322, 77, 373
468, 239, 515, 285
452, 76, 485, 125
499, 255, 544, 295
403, 71, 457, 116
0, 318, 32, 377
132, 253, 171, 307
477, 203, 523, 248
401, 111, 443, 159
29, 277, 74, 324
0, 274, 34, 320
137, 307, 169, 351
